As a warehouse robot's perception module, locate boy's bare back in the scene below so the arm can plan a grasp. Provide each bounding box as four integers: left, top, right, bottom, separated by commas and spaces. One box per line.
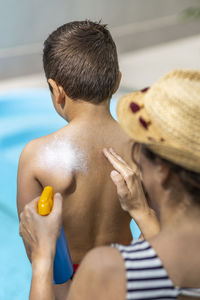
17, 20, 134, 266
17, 114, 133, 263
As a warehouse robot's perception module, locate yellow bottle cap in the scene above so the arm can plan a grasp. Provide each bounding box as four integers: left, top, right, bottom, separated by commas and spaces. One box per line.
38, 186, 54, 216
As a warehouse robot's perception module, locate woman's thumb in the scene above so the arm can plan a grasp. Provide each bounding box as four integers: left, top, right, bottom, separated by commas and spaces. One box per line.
51, 193, 63, 216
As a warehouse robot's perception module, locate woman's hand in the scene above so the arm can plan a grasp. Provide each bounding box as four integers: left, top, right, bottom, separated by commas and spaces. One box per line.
19, 193, 63, 261
103, 148, 160, 238
103, 148, 149, 216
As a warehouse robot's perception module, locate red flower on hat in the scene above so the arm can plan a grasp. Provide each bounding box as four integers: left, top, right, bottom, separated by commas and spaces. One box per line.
141, 87, 150, 93
139, 117, 151, 130
130, 102, 140, 113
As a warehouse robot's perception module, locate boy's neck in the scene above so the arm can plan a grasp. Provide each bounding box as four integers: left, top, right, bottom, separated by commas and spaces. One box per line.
66, 98, 112, 122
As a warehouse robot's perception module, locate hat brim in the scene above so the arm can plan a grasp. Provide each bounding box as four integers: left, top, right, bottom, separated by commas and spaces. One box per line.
117, 91, 200, 173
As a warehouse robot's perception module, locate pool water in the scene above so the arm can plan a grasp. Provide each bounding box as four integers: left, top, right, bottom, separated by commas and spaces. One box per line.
0, 88, 140, 300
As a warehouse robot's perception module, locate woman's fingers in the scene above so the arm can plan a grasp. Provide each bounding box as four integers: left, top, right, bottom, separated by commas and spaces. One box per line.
50, 193, 63, 218
109, 148, 129, 166
19, 219, 34, 245
29, 196, 40, 211
110, 147, 139, 174
110, 171, 128, 197
103, 148, 132, 178
104, 148, 127, 168
104, 148, 138, 192
18, 193, 64, 262
104, 148, 155, 232
20, 197, 39, 224
110, 171, 131, 211
104, 148, 148, 211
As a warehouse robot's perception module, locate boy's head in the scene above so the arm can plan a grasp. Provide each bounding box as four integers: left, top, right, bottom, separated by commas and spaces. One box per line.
43, 20, 120, 104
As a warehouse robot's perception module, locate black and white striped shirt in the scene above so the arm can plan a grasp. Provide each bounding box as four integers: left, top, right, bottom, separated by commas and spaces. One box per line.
113, 239, 200, 300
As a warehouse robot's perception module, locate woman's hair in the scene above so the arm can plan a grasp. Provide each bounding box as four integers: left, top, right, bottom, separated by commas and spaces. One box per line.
141, 145, 200, 203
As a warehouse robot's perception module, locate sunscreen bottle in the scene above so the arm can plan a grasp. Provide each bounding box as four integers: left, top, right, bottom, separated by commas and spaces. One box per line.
38, 186, 73, 283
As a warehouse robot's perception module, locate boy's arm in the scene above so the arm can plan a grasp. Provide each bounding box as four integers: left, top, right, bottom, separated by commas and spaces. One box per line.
18, 140, 74, 300
17, 141, 43, 260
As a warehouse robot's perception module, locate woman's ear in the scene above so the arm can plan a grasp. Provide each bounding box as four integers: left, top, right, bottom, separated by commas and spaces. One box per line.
113, 71, 122, 95
155, 160, 171, 186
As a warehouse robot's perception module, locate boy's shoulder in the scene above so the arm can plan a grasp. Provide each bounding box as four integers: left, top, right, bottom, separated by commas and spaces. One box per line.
19, 127, 68, 174
20, 125, 86, 175
20, 125, 71, 161
17, 128, 76, 205
20, 133, 54, 164
18, 129, 76, 191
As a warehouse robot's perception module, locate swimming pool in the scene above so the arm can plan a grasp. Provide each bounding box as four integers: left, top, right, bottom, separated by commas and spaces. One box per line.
0, 88, 140, 300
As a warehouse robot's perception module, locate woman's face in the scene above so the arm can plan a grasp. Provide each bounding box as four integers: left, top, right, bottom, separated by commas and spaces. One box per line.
134, 145, 163, 217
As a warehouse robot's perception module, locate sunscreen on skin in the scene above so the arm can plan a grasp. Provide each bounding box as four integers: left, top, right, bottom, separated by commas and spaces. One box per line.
39, 136, 88, 174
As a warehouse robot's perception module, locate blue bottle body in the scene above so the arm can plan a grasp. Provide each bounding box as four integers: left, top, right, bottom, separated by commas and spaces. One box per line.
53, 226, 73, 284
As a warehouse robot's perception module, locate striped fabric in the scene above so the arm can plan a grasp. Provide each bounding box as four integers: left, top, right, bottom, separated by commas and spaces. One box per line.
113, 239, 200, 300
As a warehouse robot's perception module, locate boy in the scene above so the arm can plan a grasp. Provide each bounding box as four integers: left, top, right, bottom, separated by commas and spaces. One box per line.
17, 21, 133, 271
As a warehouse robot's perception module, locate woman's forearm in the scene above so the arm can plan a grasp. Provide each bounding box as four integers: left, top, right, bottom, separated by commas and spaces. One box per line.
30, 252, 72, 300
30, 255, 55, 300
130, 208, 160, 239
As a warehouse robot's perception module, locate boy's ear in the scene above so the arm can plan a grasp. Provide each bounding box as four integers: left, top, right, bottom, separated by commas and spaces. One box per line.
113, 71, 122, 95
48, 79, 65, 104
48, 79, 57, 94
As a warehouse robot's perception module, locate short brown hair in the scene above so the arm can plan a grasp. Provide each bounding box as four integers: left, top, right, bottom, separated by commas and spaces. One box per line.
43, 20, 119, 103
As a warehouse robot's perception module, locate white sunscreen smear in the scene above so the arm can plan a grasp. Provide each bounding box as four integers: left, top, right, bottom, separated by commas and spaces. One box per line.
39, 136, 88, 174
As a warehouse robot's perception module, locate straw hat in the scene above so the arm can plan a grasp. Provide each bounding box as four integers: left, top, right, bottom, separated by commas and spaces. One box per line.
117, 69, 200, 173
